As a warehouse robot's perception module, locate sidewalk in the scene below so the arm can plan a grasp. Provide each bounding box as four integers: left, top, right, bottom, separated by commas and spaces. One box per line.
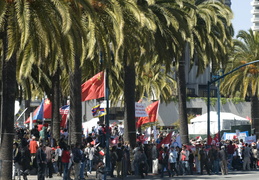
25, 170, 259, 180
27, 172, 97, 180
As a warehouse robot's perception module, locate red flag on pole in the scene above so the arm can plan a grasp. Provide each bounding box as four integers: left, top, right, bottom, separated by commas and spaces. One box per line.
43, 99, 52, 119
157, 131, 173, 149
81, 71, 105, 101
136, 101, 159, 128
207, 135, 212, 145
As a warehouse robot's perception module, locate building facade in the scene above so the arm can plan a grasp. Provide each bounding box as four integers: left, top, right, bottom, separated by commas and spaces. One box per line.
251, 0, 259, 31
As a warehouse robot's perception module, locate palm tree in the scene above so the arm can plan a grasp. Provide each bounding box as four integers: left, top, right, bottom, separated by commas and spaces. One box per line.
0, 17, 16, 179
0, 1, 71, 178
220, 29, 259, 138
175, 0, 233, 144
144, 0, 194, 144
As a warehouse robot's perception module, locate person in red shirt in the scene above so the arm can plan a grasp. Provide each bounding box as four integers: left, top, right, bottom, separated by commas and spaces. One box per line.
29, 136, 38, 164
61, 146, 71, 180
227, 141, 236, 170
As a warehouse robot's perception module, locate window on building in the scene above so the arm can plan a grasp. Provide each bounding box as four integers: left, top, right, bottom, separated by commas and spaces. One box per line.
187, 88, 197, 97
109, 107, 124, 120
187, 108, 202, 116
202, 89, 217, 97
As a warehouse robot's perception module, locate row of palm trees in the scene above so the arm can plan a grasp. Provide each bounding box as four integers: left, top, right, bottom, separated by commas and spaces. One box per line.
0, 0, 235, 178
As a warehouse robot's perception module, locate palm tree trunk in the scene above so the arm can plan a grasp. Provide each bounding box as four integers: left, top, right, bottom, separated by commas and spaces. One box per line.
52, 68, 61, 142
251, 95, 259, 138
123, 53, 136, 148
69, 56, 82, 145
0, 23, 16, 179
177, 52, 189, 145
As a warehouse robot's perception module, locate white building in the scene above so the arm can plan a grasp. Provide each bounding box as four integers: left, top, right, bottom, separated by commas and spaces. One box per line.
251, 0, 259, 31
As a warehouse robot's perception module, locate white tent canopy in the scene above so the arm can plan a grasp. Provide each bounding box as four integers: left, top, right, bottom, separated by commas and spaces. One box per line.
189, 111, 250, 134
82, 118, 99, 135
82, 118, 123, 135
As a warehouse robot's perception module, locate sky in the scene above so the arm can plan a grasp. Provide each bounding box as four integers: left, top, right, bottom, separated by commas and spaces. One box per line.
231, 0, 253, 38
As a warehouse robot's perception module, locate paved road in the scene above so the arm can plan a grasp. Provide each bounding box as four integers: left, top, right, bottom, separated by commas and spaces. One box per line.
26, 170, 259, 180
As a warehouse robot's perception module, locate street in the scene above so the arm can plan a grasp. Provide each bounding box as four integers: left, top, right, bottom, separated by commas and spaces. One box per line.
26, 170, 259, 180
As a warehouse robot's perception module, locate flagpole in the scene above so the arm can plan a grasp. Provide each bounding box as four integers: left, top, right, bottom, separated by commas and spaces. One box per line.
16, 108, 28, 122
104, 69, 110, 180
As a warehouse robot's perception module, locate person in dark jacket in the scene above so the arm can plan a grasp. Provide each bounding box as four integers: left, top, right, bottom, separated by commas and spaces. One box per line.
110, 146, 117, 177
139, 148, 148, 178
20, 142, 31, 180
116, 143, 123, 177
31, 125, 40, 140
199, 146, 210, 175
72, 143, 82, 180
13, 142, 21, 180
36, 143, 47, 180
188, 150, 194, 175
160, 147, 171, 178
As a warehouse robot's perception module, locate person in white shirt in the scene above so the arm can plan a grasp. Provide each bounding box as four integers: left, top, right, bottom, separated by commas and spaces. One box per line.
85, 143, 96, 174
55, 146, 63, 176
118, 122, 124, 136
168, 146, 178, 176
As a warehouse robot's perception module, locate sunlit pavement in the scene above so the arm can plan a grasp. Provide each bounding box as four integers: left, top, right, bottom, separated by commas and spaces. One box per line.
26, 170, 259, 180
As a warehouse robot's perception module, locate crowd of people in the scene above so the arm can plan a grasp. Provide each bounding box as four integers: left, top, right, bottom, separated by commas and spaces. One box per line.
12, 122, 259, 180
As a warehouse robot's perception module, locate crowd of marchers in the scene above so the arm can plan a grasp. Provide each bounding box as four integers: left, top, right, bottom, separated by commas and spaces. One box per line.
12, 123, 259, 180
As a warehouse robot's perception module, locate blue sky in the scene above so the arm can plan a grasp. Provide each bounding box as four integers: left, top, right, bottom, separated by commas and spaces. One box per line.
231, 0, 252, 37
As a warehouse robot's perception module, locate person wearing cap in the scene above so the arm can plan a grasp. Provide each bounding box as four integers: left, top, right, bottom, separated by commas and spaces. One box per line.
219, 145, 228, 175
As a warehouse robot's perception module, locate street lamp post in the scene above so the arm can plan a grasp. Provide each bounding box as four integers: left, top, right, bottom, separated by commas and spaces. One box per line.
207, 60, 259, 143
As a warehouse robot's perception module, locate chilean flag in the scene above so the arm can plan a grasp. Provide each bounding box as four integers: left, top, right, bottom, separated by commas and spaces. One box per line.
25, 99, 52, 123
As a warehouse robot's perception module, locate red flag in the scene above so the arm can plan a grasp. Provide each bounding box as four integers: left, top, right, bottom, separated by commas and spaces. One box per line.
157, 131, 173, 149
136, 117, 149, 128
136, 101, 159, 128
81, 71, 105, 101
43, 99, 52, 119
207, 135, 212, 145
